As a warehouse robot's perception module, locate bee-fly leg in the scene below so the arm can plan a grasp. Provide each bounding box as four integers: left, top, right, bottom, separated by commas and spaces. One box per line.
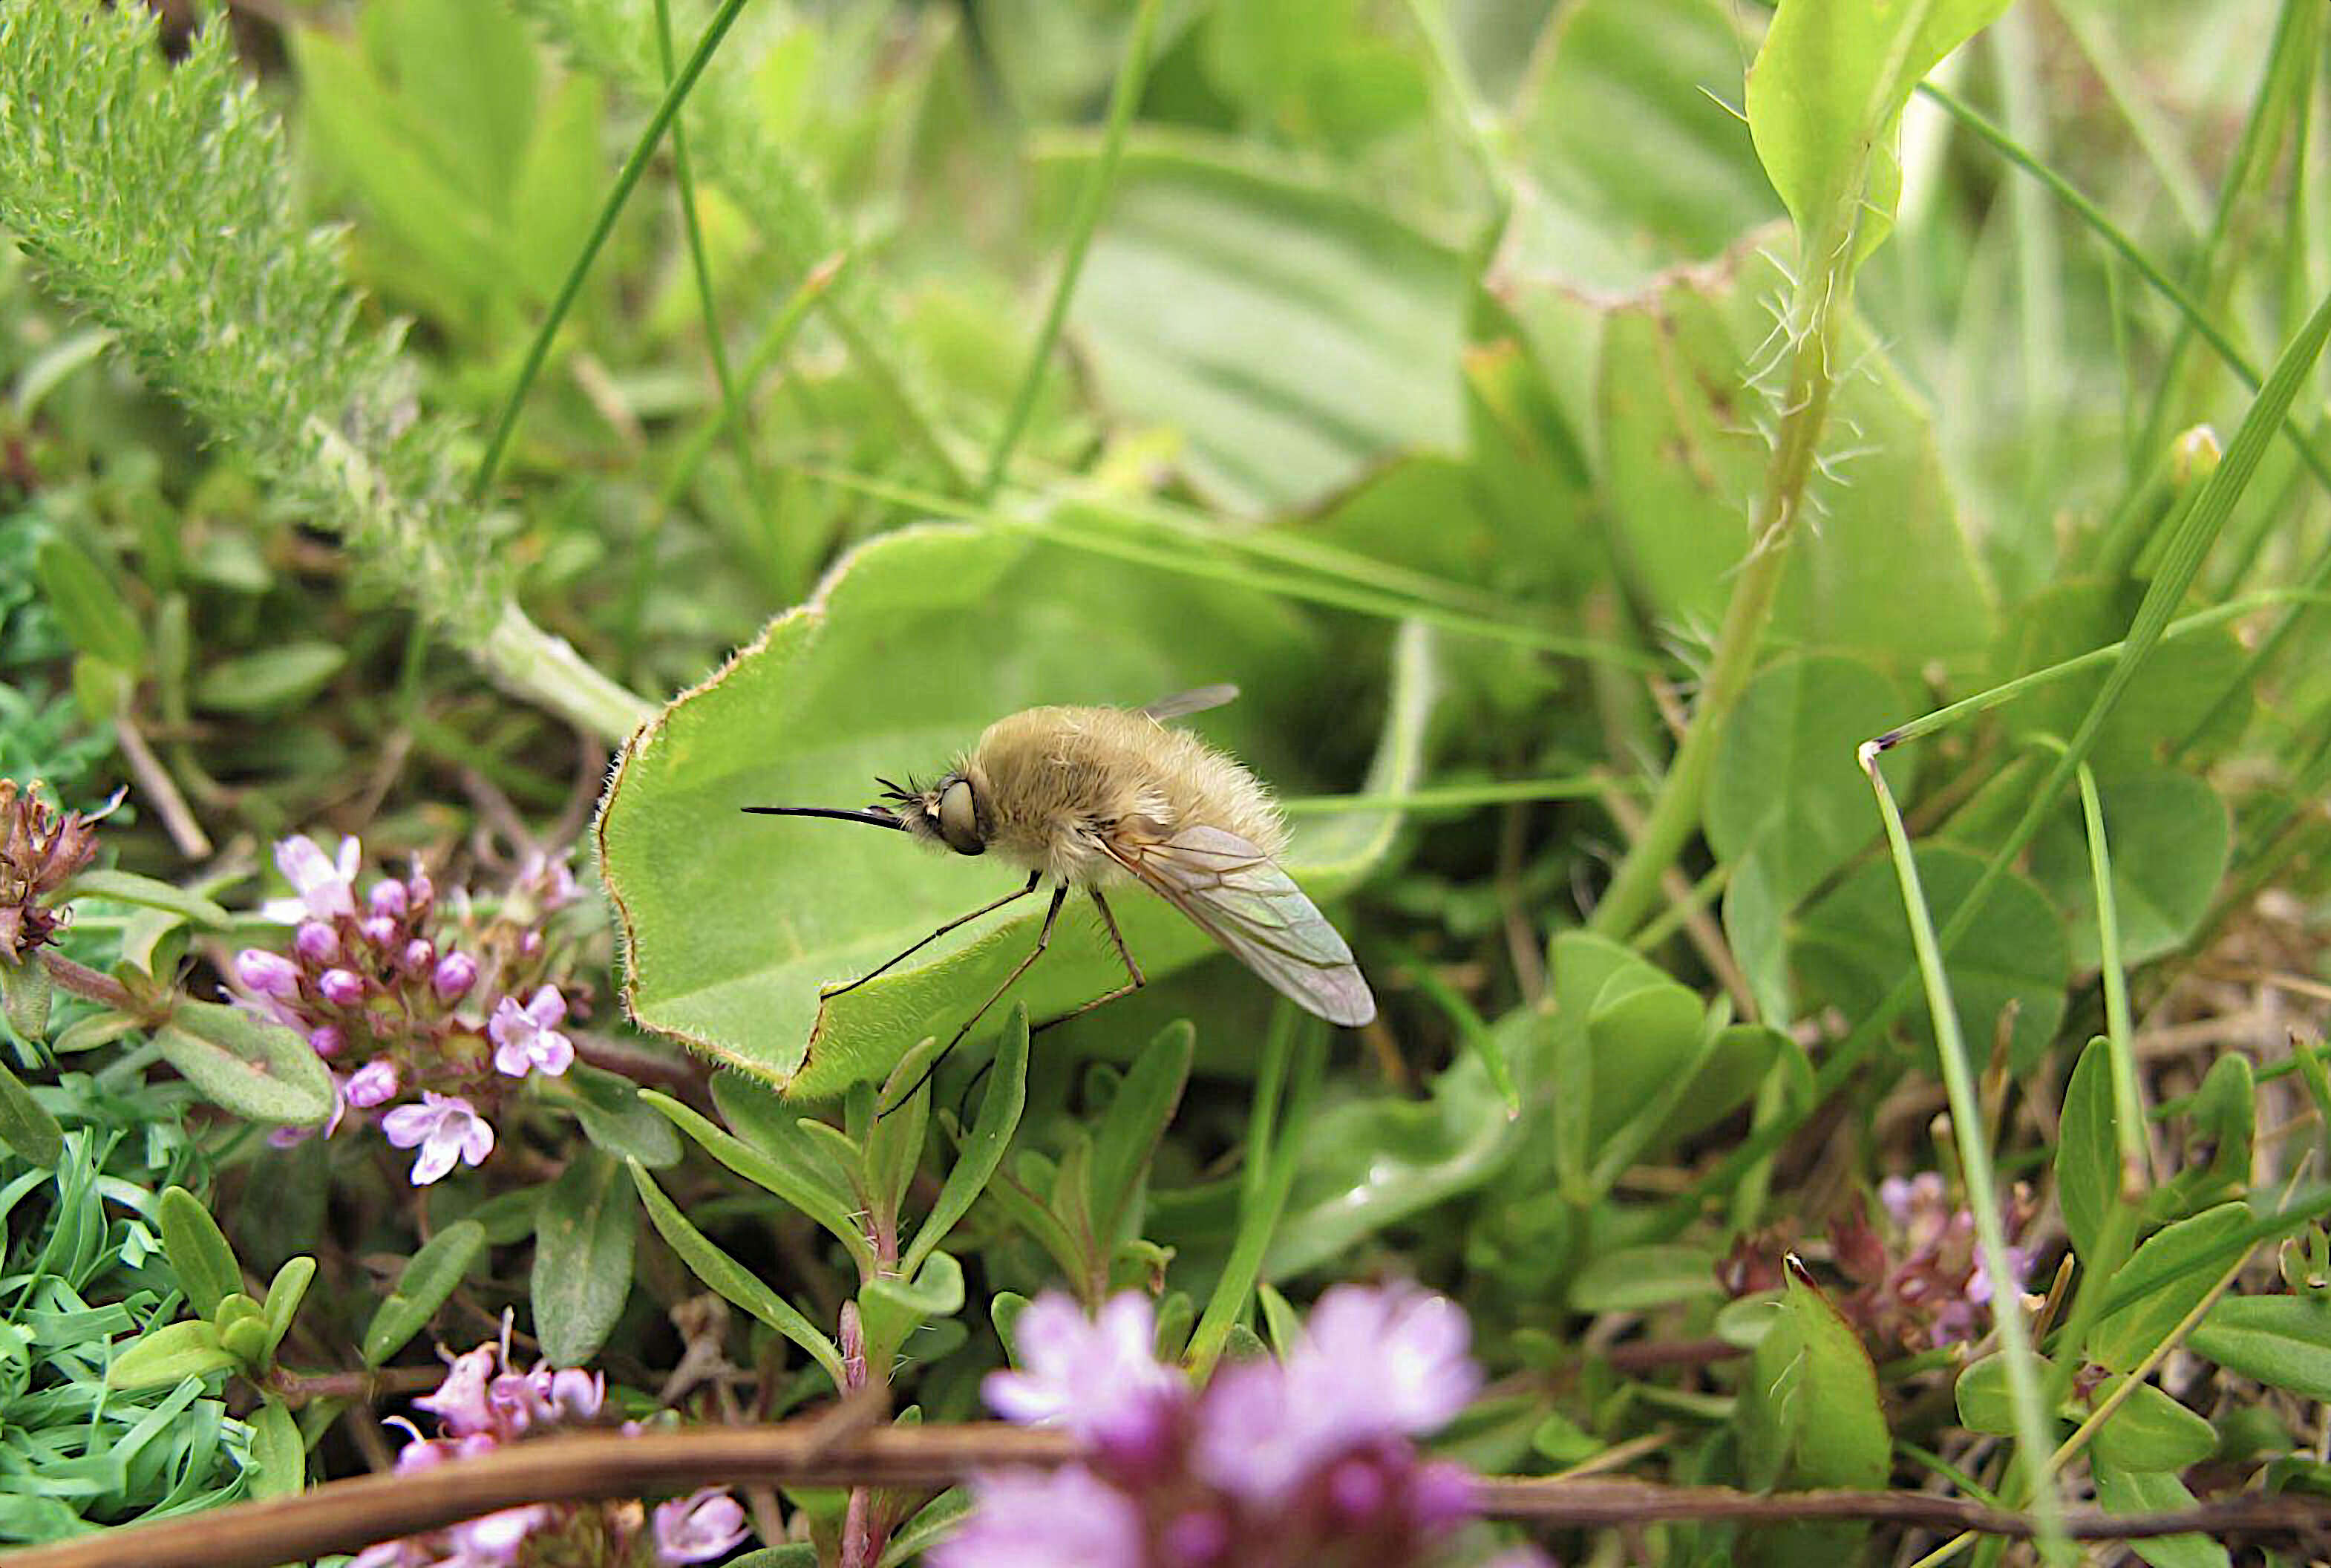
823, 870, 1042, 1000
877, 881, 1069, 1118
1030, 886, 1145, 1036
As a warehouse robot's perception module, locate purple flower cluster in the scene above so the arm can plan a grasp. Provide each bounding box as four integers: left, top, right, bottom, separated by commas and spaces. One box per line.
231, 834, 586, 1184
940, 1286, 1531, 1568
1722, 1172, 2039, 1351
356, 1330, 748, 1568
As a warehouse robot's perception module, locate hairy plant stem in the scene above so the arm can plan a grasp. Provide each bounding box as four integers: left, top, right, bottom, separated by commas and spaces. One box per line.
1588, 236, 1848, 938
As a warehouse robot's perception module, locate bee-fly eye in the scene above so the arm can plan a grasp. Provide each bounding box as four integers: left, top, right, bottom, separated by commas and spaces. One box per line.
936, 778, 984, 856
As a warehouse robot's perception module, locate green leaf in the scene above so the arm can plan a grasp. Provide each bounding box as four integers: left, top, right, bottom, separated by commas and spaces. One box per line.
1506, 0, 1774, 293
1596, 247, 1995, 683
598, 523, 1428, 1097
248, 1397, 305, 1499
362, 1221, 487, 1366
1736, 1266, 1889, 1562
2090, 1203, 2250, 1373
2027, 763, 2230, 967
1792, 846, 2068, 1072
1567, 1244, 1724, 1314
158, 1186, 243, 1320
866, 1040, 938, 1229
641, 1088, 875, 1278
192, 642, 347, 714
858, 1251, 967, 1376
36, 535, 146, 672
2089, 1376, 2218, 1473
630, 1160, 846, 1389
532, 1150, 637, 1368
1087, 1019, 1194, 1247
260, 1255, 316, 1362
1955, 1351, 2059, 1438
154, 999, 337, 1126
904, 1006, 1030, 1278
107, 1319, 237, 1390
1051, 137, 1468, 513
1746, 0, 2009, 257
565, 1064, 681, 1167
2058, 1036, 2121, 1265
0, 956, 55, 1048
60, 868, 232, 929
1705, 655, 1903, 907
2189, 1294, 2331, 1401
1995, 581, 2254, 770
2091, 1459, 2229, 1568
1583, 972, 1706, 1155
0, 1052, 62, 1166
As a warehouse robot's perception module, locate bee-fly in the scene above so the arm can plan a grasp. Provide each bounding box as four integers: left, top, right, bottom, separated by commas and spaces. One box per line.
743, 685, 1374, 1086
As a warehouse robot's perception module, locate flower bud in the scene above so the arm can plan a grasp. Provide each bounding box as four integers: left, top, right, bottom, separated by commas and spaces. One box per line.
308, 1024, 346, 1058
345, 1059, 399, 1108
368, 878, 408, 919
403, 938, 435, 973
318, 968, 366, 1007
294, 920, 340, 964
234, 949, 301, 999
433, 951, 478, 1002
359, 915, 398, 948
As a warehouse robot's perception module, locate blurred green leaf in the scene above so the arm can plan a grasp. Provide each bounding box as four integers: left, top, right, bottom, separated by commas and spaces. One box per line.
630, 1160, 846, 1388
1955, 1351, 2058, 1437
1792, 846, 2067, 1072
1997, 581, 2254, 769
2091, 1459, 2229, 1568
2090, 1376, 2218, 1472
154, 1001, 337, 1126
192, 643, 347, 715
1737, 1267, 1888, 1562
565, 1065, 681, 1167
248, 1396, 304, 1499
62, 869, 232, 930
0, 960, 53, 1048
107, 1319, 236, 1390
2028, 762, 2230, 967
532, 1150, 636, 1368
0, 1051, 62, 1166
362, 1221, 487, 1366
904, 1006, 1030, 1278
2058, 1036, 2119, 1265
2090, 1203, 2249, 1372
1087, 1020, 1194, 1247
642, 1088, 874, 1277
36, 535, 145, 673
1055, 138, 1468, 513
1705, 654, 1902, 907
261, 1256, 316, 1362
1567, 1244, 1724, 1314
2190, 1294, 2331, 1401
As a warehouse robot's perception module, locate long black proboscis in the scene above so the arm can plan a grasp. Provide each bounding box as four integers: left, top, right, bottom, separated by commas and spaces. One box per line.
740, 806, 906, 830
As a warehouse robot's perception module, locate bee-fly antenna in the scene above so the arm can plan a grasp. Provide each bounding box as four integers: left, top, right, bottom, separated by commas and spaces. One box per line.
740, 805, 908, 831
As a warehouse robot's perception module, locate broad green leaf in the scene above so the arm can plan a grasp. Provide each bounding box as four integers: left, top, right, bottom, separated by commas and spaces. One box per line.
1954, 1351, 2059, 1438
564, 1064, 681, 1168
1507, 0, 1775, 292
1792, 846, 2068, 1071
248, 1397, 305, 1499
1996, 581, 2253, 770
1659, 1023, 1805, 1147
0, 1053, 62, 1166
1054, 137, 1468, 513
1736, 1266, 1888, 1563
261, 1256, 316, 1362
1584, 972, 1705, 1154
532, 1150, 636, 1368
1567, 1244, 1724, 1314
598, 524, 1430, 1097
1087, 1020, 1194, 1247
1597, 246, 1995, 682
1705, 654, 1903, 907
1200, 0, 1428, 153
641, 1089, 876, 1278
2028, 763, 2231, 967
904, 1007, 1030, 1278
0, 958, 53, 1046
630, 1160, 846, 1388
2057, 1036, 2120, 1265
2091, 1459, 2230, 1568
2089, 1376, 2218, 1473
154, 1000, 337, 1126
192, 642, 348, 715
61, 869, 232, 930
362, 1221, 487, 1366
2090, 1203, 2250, 1373
107, 1319, 236, 1390
158, 1186, 243, 1320
866, 1040, 938, 1232
1746, 0, 2010, 256
2145, 1055, 2254, 1226
2189, 1294, 2331, 1402
36, 535, 145, 672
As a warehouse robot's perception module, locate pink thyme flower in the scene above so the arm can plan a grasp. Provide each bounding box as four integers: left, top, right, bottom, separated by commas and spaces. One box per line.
432, 950, 478, 1001
345, 1059, 400, 1108
1294, 1284, 1480, 1439
931, 1465, 1145, 1568
984, 1293, 1183, 1460
382, 1093, 494, 1185
653, 1488, 751, 1564
235, 948, 301, 999
267, 834, 360, 923
489, 986, 573, 1078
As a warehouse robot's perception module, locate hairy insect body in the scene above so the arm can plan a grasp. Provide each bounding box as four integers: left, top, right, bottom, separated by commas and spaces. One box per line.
966, 706, 1288, 885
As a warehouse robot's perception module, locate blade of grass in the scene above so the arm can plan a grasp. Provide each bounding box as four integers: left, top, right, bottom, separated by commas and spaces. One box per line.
1187, 1029, 1324, 1380
1860, 742, 2064, 1553
979, 0, 1162, 500
2050, 0, 2209, 234
1387, 943, 1517, 1117
474, 0, 756, 498
1281, 775, 1626, 814
2075, 764, 2148, 1186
